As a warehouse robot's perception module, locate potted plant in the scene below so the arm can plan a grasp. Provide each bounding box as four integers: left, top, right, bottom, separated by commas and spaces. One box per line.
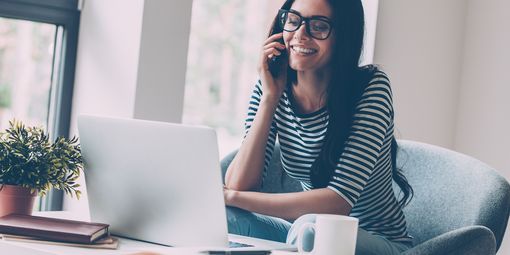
0, 120, 83, 217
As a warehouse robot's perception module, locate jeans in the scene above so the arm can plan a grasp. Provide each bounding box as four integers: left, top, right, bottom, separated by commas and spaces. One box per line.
226, 207, 412, 255
226, 207, 292, 243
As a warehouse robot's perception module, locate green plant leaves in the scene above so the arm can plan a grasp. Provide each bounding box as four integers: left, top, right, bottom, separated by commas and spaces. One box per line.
0, 120, 83, 198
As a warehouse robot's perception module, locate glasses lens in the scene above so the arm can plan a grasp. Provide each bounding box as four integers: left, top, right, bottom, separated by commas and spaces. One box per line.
309, 19, 331, 39
283, 12, 301, 32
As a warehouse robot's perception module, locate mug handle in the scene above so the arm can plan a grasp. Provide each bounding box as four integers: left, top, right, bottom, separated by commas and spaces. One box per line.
296, 222, 316, 253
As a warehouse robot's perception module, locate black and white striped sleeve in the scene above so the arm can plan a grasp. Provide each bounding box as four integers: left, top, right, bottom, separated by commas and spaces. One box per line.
243, 80, 278, 182
327, 72, 394, 207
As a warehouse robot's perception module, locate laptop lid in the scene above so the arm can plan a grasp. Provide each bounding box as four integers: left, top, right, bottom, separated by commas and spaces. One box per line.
78, 115, 229, 247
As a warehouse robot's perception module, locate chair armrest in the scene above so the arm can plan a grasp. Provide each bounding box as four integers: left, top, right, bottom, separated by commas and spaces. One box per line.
403, 225, 496, 255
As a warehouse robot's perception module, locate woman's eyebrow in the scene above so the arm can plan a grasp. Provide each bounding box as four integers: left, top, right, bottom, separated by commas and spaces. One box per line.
289, 8, 332, 20
310, 15, 332, 21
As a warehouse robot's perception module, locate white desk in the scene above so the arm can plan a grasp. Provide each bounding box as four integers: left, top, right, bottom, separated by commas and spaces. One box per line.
0, 211, 203, 254
0, 237, 297, 255
0, 211, 295, 255
0, 236, 204, 255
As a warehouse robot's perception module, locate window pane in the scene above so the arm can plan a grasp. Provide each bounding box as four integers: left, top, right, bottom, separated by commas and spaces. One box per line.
0, 17, 58, 211
0, 17, 56, 130
183, 0, 280, 157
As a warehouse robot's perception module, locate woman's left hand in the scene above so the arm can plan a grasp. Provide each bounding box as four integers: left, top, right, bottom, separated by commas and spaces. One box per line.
223, 185, 238, 206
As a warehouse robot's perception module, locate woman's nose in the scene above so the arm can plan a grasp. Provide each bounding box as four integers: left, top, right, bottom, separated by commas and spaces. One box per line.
293, 21, 310, 41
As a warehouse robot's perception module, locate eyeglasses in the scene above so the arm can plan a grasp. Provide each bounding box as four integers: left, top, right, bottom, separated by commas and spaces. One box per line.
278, 9, 333, 40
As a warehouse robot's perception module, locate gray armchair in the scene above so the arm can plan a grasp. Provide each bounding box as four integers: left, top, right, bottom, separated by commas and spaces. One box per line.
220, 140, 510, 255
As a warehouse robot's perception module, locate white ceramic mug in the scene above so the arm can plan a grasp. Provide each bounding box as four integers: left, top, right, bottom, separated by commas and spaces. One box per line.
296, 214, 359, 255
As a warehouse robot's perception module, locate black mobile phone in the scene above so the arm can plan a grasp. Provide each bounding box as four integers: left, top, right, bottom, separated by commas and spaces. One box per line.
268, 37, 287, 77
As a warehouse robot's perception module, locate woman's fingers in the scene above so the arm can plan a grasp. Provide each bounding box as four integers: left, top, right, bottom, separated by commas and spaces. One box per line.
263, 41, 286, 51
263, 48, 281, 59
260, 33, 286, 69
263, 34, 286, 54
265, 47, 285, 59
263, 32, 284, 45
261, 48, 283, 68
258, 32, 288, 86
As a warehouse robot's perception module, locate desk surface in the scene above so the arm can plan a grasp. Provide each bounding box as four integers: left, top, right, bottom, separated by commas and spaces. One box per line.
0, 237, 297, 255
0, 236, 206, 255
0, 211, 296, 255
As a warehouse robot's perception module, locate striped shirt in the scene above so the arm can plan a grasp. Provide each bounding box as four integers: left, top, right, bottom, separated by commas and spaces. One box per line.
244, 70, 412, 243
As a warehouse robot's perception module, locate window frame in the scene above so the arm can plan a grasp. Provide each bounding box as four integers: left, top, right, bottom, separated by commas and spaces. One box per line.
0, 0, 80, 211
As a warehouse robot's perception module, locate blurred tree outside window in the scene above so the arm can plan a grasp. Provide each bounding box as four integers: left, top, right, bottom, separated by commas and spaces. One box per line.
184, 0, 281, 157
0, 17, 58, 211
0, 17, 56, 131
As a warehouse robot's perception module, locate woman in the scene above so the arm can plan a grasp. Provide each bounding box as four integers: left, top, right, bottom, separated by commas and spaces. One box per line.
224, 0, 414, 254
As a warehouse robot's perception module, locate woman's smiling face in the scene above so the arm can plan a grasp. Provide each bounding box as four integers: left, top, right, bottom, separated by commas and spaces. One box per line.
283, 0, 335, 73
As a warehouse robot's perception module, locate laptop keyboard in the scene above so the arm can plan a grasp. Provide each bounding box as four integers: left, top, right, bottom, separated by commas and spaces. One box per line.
228, 241, 254, 248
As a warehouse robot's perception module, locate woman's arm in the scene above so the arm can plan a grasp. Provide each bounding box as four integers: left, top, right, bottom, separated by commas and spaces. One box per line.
224, 188, 352, 221
225, 33, 288, 191
224, 95, 279, 191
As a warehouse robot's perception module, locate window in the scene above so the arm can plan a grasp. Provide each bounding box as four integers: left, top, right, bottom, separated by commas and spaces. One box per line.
0, 17, 56, 129
183, 0, 378, 158
0, 0, 80, 211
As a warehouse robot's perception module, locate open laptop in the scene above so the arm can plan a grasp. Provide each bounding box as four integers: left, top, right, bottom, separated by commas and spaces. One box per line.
77, 115, 296, 252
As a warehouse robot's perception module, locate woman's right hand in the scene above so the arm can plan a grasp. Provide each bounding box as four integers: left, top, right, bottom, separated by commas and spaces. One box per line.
257, 33, 288, 103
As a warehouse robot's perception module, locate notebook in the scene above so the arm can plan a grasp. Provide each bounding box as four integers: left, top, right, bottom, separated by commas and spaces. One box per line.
0, 214, 108, 244
78, 115, 296, 251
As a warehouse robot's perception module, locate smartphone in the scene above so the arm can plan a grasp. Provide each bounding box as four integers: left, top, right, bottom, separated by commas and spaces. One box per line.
268, 37, 287, 77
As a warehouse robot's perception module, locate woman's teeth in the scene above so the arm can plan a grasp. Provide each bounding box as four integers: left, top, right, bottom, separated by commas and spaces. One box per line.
292, 46, 317, 55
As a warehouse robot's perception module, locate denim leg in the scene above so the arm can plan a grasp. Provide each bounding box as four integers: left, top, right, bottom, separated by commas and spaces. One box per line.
355, 228, 412, 255
286, 214, 412, 255
226, 206, 292, 243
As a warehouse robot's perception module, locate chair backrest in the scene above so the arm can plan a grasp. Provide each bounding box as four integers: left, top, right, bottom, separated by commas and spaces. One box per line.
220, 140, 510, 250
395, 140, 510, 250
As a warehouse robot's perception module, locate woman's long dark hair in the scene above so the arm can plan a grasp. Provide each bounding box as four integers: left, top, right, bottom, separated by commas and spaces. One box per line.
269, 0, 413, 206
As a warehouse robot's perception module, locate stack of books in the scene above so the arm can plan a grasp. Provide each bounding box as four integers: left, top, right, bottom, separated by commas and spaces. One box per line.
0, 214, 117, 249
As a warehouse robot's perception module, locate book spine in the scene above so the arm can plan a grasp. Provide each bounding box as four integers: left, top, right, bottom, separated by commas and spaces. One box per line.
0, 226, 91, 243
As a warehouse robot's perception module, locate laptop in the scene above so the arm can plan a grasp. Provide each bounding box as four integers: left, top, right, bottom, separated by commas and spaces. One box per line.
77, 115, 296, 251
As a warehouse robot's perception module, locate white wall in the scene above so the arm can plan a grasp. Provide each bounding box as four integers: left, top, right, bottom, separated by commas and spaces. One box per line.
64, 0, 145, 218
70, 0, 143, 125
133, 0, 190, 123
455, 0, 510, 181
375, 1, 510, 254
70, 0, 191, 131
65, 0, 192, 216
374, 0, 467, 149
360, 0, 379, 66
455, 1, 510, 254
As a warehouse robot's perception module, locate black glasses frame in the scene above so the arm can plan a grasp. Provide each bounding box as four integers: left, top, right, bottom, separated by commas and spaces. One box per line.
278, 9, 333, 40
